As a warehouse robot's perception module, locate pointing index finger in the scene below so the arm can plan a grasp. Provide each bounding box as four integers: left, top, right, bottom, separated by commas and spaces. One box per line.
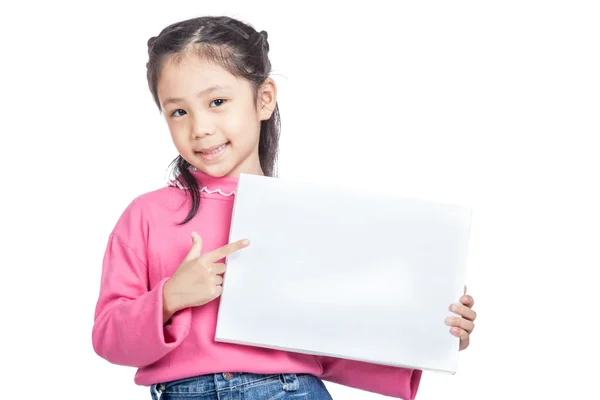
206, 239, 250, 262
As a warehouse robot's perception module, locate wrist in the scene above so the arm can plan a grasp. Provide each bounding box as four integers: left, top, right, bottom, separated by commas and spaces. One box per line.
162, 279, 185, 323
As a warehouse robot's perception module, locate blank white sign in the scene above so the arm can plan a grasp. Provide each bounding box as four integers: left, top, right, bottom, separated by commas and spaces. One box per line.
215, 173, 472, 374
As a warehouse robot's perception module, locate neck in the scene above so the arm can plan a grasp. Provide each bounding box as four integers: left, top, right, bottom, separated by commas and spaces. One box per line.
225, 154, 265, 178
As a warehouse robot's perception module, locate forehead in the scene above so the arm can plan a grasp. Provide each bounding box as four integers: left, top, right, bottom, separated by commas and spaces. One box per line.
157, 54, 243, 98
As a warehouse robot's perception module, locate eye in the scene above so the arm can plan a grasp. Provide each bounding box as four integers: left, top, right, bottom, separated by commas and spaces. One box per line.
210, 99, 226, 107
170, 109, 187, 117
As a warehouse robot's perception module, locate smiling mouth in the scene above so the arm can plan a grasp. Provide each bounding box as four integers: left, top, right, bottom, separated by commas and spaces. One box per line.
195, 142, 229, 161
197, 143, 228, 155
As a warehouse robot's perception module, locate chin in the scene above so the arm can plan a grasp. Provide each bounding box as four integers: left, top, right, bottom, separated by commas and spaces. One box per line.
198, 163, 236, 178
186, 150, 257, 178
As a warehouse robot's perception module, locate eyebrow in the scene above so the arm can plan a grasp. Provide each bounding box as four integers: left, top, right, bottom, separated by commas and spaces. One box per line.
161, 85, 231, 108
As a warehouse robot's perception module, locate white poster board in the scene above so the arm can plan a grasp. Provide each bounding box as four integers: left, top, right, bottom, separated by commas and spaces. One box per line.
215, 173, 472, 374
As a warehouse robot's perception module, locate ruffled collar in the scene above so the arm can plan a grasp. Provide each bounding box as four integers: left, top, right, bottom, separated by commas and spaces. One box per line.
168, 168, 239, 197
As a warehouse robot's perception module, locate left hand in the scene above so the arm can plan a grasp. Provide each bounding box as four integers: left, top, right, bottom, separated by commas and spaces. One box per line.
445, 285, 476, 351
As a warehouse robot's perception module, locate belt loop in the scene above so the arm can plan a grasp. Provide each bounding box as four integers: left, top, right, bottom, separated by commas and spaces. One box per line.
150, 384, 163, 400
280, 373, 299, 391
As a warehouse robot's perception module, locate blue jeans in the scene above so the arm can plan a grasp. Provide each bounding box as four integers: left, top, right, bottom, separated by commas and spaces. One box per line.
150, 372, 333, 400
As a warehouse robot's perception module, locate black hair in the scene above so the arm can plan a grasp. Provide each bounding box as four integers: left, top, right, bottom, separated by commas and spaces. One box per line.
146, 15, 280, 225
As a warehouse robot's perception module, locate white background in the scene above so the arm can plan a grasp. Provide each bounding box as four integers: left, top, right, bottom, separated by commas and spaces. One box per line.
1, 1, 598, 399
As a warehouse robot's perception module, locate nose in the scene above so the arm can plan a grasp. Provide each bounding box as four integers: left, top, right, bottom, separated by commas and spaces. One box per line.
191, 111, 215, 139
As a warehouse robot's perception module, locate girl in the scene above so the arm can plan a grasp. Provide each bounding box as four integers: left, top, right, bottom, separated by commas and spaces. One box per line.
92, 15, 477, 400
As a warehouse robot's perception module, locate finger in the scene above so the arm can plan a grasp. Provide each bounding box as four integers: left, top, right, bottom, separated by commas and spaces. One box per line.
460, 294, 475, 308
459, 336, 470, 351
449, 303, 477, 321
211, 263, 227, 275
450, 326, 470, 343
184, 232, 203, 261
208, 273, 224, 286
207, 284, 223, 301
206, 239, 250, 262
213, 285, 223, 298
445, 316, 475, 334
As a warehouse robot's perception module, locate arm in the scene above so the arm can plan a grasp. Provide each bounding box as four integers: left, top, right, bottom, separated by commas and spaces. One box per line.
319, 356, 423, 400
91, 205, 192, 368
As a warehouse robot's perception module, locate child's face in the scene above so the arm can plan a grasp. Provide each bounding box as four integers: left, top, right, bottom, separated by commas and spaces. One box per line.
157, 54, 275, 178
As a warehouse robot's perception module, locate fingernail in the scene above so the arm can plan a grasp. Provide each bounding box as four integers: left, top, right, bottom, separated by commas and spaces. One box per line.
445, 317, 452, 325
242, 239, 249, 245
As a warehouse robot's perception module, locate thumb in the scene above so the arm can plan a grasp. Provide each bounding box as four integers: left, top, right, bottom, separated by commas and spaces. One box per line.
184, 232, 203, 260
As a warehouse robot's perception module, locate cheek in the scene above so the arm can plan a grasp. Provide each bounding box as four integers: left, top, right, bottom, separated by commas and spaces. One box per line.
168, 124, 191, 150
224, 110, 261, 145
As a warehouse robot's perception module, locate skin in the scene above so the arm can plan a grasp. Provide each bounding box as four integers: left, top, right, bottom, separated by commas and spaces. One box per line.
449, 286, 477, 351
157, 53, 277, 178
157, 52, 477, 350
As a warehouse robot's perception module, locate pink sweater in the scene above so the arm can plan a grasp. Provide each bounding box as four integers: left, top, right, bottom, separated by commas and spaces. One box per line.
92, 169, 422, 399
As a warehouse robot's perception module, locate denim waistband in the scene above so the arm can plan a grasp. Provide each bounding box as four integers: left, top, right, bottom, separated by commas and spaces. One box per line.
150, 372, 301, 397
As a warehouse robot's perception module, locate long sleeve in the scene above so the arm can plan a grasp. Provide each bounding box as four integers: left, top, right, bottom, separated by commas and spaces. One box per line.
319, 356, 422, 400
91, 202, 192, 368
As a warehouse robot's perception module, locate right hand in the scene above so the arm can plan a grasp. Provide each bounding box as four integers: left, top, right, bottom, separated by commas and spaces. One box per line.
163, 232, 249, 320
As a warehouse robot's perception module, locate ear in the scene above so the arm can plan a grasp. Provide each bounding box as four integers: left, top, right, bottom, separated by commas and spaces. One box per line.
257, 78, 277, 121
